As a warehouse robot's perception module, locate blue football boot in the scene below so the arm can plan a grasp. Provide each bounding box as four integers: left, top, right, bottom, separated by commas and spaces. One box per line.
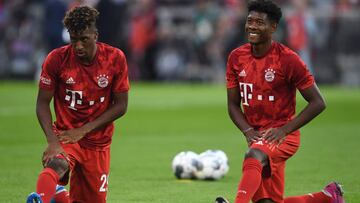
26, 192, 43, 203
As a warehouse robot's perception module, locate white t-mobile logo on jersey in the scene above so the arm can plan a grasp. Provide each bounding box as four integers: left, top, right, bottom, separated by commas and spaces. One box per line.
65, 89, 83, 110
239, 82, 276, 105
239, 82, 253, 106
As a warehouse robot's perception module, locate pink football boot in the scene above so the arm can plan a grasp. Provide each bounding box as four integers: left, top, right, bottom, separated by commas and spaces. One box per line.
323, 182, 345, 203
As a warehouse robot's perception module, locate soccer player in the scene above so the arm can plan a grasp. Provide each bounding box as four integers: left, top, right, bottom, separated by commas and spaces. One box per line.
215, 1, 345, 203
27, 5, 129, 203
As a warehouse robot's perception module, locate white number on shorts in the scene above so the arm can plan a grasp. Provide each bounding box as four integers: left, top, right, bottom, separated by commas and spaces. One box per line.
99, 174, 109, 192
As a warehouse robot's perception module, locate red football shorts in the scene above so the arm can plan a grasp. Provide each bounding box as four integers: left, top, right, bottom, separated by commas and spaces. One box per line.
57, 143, 110, 203
250, 132, 300, 203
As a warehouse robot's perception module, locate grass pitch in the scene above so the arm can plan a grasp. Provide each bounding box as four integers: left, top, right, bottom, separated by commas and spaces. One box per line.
0, 81, 359, 202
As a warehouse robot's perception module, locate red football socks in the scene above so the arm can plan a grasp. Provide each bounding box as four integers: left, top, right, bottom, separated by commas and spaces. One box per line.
284, 192, 332, 203
53, 187, 70, 203
36, 168, 59, 203
235, 158, 263, 203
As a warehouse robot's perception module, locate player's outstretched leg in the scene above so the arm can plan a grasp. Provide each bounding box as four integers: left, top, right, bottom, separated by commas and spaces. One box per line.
284, 181, 345, 203
26, 192, 43, 203
323, 182, 345, 203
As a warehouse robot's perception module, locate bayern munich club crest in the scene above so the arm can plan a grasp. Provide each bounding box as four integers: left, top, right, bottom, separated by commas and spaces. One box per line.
97, 74, 109, 88
264, 68, 276, 82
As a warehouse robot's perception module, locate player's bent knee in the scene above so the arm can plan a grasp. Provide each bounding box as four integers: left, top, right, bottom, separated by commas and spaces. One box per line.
46, 158, 69, 178
244, 148, 268, 166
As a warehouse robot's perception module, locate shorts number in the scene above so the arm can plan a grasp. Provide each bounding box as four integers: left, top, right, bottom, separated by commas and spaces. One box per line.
99, 174, 109, 192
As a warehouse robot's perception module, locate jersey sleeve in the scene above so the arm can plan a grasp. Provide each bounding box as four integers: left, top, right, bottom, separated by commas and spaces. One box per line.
226, 51, 239, 89
112, 50, 130, 93
285, 53, 315, 90
39, 50, 60, 91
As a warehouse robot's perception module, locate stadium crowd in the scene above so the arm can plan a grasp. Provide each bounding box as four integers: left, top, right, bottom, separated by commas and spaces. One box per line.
0, 0, 359, 85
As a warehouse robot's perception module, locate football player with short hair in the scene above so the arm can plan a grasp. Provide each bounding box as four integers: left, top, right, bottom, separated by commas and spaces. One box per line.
216, 0, 345, 203
27, 5, 129, 203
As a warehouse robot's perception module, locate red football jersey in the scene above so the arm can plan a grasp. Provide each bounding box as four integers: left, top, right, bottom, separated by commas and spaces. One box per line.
39, 42, 130, 150
226, 42, 314, 131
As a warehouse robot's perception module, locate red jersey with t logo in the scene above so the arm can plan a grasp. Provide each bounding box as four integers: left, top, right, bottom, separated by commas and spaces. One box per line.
226, 42, 314, 131
39, 42, 130, 150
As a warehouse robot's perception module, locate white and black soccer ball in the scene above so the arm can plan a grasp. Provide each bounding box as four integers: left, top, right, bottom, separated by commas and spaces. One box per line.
195, 150, 229, 180
171, 151, 202, 179
205, 149, 229, 164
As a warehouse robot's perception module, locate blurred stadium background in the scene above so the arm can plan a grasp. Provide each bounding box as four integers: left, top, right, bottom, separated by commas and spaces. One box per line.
1, 0, 360, 202
0, 0, 360, 85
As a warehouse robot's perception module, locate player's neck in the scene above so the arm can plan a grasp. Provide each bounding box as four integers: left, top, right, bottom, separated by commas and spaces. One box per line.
251, 40, 273, 58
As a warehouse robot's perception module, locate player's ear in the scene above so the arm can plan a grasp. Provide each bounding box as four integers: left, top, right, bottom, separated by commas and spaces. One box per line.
94, 31, 98, 41
270, 22, 277, 33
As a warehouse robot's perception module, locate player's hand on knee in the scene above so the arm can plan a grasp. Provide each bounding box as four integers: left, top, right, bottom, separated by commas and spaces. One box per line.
42, 141, 65, 167
244, 129, 262, 145
262, 128, 287, 145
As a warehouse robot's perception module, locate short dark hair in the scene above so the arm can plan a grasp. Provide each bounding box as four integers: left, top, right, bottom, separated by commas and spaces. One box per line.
247, 0, 282, 24
63, 6, 99, 34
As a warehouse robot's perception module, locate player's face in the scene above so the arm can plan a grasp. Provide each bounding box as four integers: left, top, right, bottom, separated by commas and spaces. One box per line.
245, 11, 276, 45
69, 27, 98, 62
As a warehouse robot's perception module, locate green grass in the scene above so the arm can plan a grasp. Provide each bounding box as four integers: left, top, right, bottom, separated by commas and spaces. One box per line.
0, 81, 359, 202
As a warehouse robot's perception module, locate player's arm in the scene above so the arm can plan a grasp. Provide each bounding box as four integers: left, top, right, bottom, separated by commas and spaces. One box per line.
264, 84, 326, 144
36, 89, 64, 166
282, 83, 326, 134
58, 91, 128, 144
84, 91, 128, 131
227, 87, 262, 144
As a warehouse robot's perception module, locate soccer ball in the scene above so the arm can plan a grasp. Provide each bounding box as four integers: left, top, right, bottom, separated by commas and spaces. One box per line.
206, 149, 229, 163
171, 151, 202, 179
195, 150, 229, 180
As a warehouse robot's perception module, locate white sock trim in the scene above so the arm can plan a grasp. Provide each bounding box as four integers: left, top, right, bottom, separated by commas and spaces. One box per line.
322, 190, 332, 197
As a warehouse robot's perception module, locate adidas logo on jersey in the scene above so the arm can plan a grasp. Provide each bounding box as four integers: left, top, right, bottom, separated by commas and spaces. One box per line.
239, 69, 246, 77
66, 77, 75, 84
